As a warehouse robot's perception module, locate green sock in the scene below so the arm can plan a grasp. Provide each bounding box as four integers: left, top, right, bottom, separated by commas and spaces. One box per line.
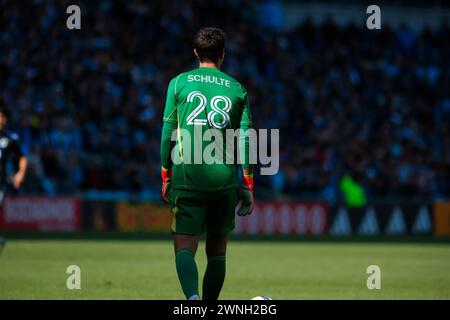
202, 253, 226, 300
175, 249, 199, 299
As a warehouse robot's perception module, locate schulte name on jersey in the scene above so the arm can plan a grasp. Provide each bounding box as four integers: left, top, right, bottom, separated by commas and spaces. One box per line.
187, 74, 231, 88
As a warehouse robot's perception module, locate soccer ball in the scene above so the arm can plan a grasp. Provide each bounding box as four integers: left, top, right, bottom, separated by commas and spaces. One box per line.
251, 296, 272, 300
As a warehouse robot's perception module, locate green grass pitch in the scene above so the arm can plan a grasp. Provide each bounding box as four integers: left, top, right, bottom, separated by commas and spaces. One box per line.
0, 240, 449, 299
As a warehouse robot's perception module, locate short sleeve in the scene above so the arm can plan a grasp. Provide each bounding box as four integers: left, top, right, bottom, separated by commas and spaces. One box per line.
240, 86, 253, 127
163, 76, 180, 124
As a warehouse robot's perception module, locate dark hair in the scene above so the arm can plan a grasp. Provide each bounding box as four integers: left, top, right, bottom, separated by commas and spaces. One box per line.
194, 27, 227, 64
0, 106, 10, 119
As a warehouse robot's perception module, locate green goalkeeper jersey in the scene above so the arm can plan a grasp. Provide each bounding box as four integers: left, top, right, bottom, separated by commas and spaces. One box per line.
161, 67, 253, 192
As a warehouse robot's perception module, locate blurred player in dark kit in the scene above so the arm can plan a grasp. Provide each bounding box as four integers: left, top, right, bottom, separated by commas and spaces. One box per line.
0, 106, 28, 253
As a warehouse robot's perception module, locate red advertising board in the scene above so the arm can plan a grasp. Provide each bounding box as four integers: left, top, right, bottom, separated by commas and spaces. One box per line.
234, 201, 328, 235
0, 197, 81, 231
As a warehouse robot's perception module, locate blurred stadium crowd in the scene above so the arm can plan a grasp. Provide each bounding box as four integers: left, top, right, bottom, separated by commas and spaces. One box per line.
1, 0, 449, 201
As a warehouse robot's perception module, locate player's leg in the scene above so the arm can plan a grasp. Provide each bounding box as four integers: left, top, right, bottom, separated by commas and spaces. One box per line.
0, 182, 19, 253
203, 233, 228, 300
202, 189, 238, 300
170, 190, 207, 300
0, 236, 6, 254
0, 186, 6, 254
173, 234, 200, 300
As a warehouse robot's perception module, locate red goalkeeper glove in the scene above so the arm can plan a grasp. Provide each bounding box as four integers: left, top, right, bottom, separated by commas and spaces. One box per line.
161, 167, 172, 204
237, 174, 254, 216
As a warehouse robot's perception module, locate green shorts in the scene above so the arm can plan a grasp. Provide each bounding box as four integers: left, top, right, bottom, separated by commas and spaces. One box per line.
169, 188, 239, 237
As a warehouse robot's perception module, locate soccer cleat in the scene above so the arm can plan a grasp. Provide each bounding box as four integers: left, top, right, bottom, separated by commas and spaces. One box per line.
251, 296, 272, 300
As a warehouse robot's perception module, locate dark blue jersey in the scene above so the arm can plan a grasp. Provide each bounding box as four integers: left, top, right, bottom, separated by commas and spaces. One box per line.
0, 130, 24, 187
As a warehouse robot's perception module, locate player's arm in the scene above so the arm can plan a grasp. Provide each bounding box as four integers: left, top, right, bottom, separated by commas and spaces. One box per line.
11, 134, 28, 189
237, 88, 254, 216
160, 77, 179, 203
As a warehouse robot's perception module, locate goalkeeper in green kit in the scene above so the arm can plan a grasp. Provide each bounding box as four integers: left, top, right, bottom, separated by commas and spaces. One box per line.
160, 27, 254, 300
